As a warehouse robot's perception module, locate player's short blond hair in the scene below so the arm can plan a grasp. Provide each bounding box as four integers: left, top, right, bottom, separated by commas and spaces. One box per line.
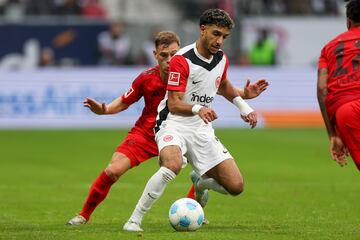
154, 31, 180, 48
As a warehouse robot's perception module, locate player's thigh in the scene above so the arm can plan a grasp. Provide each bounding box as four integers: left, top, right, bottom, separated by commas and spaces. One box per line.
188, 127, 232, 176
205, 158, 244, 195
105, 152, 131, 179
336, 99, 360, 167
116, 133, 158, 167
156, 128, 187, 174
159, 145, 184, 174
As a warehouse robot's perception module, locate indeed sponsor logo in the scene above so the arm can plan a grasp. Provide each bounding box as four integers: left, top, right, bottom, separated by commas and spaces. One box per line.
191, 93, 214, 104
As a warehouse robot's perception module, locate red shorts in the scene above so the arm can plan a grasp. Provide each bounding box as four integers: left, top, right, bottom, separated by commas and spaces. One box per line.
116, 133, 158, 167
335, 99, 360, 170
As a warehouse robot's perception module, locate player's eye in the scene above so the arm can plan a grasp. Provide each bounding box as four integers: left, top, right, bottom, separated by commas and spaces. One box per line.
160, 53, 168, 58
213, 31, 221, 36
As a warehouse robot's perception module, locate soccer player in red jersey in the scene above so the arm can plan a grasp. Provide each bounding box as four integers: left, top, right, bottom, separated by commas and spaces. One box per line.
67, 31, 268, 225
317, 0, 360, 170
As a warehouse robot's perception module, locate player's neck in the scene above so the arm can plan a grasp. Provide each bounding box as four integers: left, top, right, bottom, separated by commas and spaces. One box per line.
195, 40, 212, 60
160, 71, 168, 83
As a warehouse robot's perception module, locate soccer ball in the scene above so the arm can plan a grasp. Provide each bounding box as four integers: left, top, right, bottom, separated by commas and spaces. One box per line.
168, 198, 204, 231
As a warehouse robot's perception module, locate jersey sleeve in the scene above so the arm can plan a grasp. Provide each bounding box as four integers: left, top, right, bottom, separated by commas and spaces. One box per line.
121, 74, 144, 105
318, 47, 328, 70
221, 53, 229, 81
167, 55, 189, 92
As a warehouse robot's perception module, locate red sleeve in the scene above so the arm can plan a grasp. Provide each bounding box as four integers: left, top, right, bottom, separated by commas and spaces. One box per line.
121, 74, 144, 105
318, 47, 328, 70
221, 53, 229, 81
167, 55, 189, 92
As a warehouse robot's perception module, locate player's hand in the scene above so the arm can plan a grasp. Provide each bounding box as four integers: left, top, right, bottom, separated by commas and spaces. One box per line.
241, 111, 257, 128
198, 107, 218, 124
244, 79, 269, 99
330, 136, 348, 167
83, 97, 107, 115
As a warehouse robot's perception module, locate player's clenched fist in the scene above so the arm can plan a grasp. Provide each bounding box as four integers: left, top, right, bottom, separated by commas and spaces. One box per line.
83, 97, 107, 115
199, 107, 218, 124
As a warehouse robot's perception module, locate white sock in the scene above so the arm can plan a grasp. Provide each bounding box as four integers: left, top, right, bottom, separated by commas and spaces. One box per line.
197, 177, 229, 195
128, 166, 176, 224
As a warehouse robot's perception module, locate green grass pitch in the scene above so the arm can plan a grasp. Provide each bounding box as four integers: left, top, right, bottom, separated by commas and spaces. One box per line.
0, 128, 359, 240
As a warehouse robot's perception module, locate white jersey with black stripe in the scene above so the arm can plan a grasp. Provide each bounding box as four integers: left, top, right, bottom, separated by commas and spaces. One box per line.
154, 43, 229, 132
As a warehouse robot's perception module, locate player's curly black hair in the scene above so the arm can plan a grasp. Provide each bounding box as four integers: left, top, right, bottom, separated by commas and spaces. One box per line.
346, 0, 360, 23
199, 9, 234, 29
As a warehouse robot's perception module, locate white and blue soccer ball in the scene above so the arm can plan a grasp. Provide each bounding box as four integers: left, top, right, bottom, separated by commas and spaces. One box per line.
168, 198, 204, 231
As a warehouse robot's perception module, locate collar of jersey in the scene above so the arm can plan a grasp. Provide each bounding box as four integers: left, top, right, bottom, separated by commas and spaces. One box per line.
193, 42, 213, 64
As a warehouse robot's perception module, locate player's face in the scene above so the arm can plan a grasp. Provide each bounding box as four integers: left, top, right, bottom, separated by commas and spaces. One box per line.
154, 42, 179, 75
201, 25, 231, 55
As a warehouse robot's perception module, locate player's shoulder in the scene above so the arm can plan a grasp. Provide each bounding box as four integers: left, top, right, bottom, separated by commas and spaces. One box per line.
133, 65, 161, 87
323, 30, 353, 49
137, 65, 160, 80
176, 43, 195, 56
141, 65, 160, 76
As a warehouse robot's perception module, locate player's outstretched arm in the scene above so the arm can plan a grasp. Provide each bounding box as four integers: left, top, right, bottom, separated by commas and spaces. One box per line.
218, 79, 268, 99
237, 79, 269, 99
218, 78, 257, 128
83, 96, 130, 115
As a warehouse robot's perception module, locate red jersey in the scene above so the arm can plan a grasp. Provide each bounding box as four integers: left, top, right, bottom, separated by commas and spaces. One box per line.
121, 65, 167, 139
318, 26, 360, 120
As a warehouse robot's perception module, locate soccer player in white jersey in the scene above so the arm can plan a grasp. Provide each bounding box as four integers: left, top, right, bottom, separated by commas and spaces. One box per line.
123, 9, 258, 232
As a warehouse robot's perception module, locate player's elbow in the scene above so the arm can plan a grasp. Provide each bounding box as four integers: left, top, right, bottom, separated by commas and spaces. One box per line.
317, 86, 327, 101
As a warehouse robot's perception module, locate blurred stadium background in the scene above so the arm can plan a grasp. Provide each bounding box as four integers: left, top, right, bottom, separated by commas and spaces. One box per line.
0, 0, 348, 128
2, 1, 360, 240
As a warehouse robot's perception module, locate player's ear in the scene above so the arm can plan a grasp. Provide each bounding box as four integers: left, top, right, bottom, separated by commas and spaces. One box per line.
347, 18, 351, 29
200, 25, 206, 35
153, 50, 157, 58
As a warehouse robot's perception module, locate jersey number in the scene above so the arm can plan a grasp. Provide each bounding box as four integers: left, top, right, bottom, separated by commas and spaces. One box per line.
333, 41, 360, 77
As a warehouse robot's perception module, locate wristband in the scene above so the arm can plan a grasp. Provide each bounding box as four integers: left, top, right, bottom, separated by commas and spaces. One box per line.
232, 96, 254, 115
192, 104, 203, 115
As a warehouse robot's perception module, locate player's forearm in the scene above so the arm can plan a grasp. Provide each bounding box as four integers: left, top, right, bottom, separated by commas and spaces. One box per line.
235, 87, 247, 98
218, 80, 239, 102
317, 89, 336, 138
167, 91, 195, 116
317, 69, 336, 139
168, 100, 194, 116
105, 97, 129, 114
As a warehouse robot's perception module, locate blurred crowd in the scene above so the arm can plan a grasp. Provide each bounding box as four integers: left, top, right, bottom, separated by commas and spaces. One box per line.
0, 0, 346, 68
170, 0, 341, 18
0, 0, 344, 19
0, 0, 107, 19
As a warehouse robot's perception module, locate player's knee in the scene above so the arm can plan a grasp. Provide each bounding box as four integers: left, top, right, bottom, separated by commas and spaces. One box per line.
161, 161, 182, 175
105, 167, 120, 181
106, 159, 131, 181
227, 181, 244, 196
160, 157, 182, 175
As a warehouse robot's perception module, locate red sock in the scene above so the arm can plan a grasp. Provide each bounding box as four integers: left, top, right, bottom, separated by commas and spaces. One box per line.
79, 170, 115, 220
186, 184, 195, 199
